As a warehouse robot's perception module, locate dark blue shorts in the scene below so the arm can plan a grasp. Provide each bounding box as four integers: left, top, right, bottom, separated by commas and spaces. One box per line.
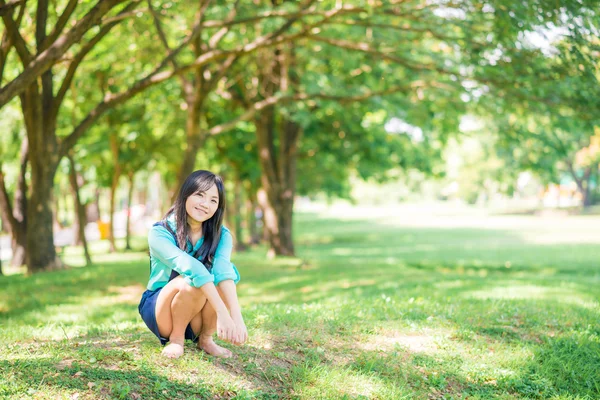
138, 287, 199, 345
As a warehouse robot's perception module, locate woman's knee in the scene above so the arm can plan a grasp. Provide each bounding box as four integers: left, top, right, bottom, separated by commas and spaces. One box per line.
176, 278, 206, 303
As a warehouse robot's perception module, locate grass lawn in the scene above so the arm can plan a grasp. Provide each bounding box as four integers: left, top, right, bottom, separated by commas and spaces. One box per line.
1, 205, 599, 399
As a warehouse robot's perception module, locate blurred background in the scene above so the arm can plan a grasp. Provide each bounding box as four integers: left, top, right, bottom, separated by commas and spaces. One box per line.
0, 0, 598, 272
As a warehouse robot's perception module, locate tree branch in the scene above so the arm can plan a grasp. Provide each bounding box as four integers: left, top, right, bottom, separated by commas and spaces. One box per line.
54, 1, 139, 112
36, 0, 49, 49
0, 0, 128, 108
207, 83, 414, 136
328, 18, 473, 44
58, 3, 354, 157
307, 34, 457, 75
0, 0, 21, 16
147, 0, 175, 61
0, 167, 18, 235
0, 20, 13, 81
200, 2, 365, 29
40, 0, 78, 51
0, 0, 32, 65
100, 7, 145, 24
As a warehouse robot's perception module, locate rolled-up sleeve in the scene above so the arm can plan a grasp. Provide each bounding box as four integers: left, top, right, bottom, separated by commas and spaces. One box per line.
212, 229, 240, 285
148, 226, 214, 288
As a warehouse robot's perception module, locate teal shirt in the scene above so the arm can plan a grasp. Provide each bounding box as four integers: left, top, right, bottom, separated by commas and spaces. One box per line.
147, 216, 240, 291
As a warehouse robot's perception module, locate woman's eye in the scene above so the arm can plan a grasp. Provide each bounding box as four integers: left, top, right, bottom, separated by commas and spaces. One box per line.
212, 200, 217, 204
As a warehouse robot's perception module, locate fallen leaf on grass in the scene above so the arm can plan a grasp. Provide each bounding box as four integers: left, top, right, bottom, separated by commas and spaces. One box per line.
87, 382, 96, 389
73, 371, 83, 377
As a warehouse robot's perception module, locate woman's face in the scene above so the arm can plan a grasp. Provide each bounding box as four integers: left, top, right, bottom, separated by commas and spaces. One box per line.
185, 183, 220, 225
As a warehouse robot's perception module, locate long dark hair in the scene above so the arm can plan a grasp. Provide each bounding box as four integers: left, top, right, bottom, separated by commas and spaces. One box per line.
163, 170, 226, 270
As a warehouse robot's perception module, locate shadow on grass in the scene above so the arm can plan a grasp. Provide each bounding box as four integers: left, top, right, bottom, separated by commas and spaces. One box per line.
0, 260, 148, 321
0, 357, 216, 399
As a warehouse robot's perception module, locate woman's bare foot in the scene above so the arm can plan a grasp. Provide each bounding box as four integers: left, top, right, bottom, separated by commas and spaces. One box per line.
162, 341, 184, 359
198, 337, 232, 358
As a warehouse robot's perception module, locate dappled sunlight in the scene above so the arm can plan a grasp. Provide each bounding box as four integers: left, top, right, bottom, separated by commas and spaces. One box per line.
166, 356, 257, 393
3, 283, 146, 341
294, 278, 381, 302
293, 365, 392, 399
245, 329, 276, 350
356, 328, 454, 354
105, 284, 146, 304
296, 233, 335, 246
465, 284, 600, 310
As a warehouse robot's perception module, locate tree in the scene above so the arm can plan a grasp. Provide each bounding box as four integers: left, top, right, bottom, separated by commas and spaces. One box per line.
0, 0, 145, 271
476, 31, 600, 207
66, 153, 92, 266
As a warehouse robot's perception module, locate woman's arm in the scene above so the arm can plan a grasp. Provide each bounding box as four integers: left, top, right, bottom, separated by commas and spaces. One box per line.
218, 279, 248, 345
211, 227, 247, 344
149, 225, 214, 287
211, 228, 240, 284
201, 281, 237, 343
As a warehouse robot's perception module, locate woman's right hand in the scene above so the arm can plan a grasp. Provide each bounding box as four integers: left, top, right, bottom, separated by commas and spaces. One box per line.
216, 312, 236, 343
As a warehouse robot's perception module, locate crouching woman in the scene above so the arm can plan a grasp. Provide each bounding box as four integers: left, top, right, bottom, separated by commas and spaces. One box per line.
138, 170, 247, 359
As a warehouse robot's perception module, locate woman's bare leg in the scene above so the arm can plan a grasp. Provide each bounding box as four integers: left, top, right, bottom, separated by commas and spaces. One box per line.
155, 276, 206, 358
196, 288, 232, 358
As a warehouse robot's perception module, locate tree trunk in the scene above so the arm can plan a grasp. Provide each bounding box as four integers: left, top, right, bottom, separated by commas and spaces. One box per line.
67, 154, 92, 266
20, 79, 64, 273
53, 185, 62, 229
26, 161, 62, 272
174, 133, 205, 199
567, 161, 594, 208
245, 182, 260, 245
221, 171, 235, 231
254, 109, 295, 255
256, 173, 296, 256
90, 187, 101, 222
125, 171, 134, 250
0, 169, 27, 268
575, 166, 592, 208
172, 87, 206, 201
232, 174, 247, 251
592, 163, 600, 206
256, 188, 274, 253
0, 139, 28, 268
108, 132, 120, 252
70, 180, 81, 245
252, 43, 300, 257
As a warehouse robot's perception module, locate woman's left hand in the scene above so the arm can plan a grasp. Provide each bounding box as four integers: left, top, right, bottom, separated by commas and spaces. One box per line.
232, 314, 248, 345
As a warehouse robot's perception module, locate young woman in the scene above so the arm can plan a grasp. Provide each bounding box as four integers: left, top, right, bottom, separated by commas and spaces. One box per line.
138, 170, 247, 359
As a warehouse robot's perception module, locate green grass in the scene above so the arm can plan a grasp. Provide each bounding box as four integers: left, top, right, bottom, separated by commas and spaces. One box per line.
1, 207, 600, 399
